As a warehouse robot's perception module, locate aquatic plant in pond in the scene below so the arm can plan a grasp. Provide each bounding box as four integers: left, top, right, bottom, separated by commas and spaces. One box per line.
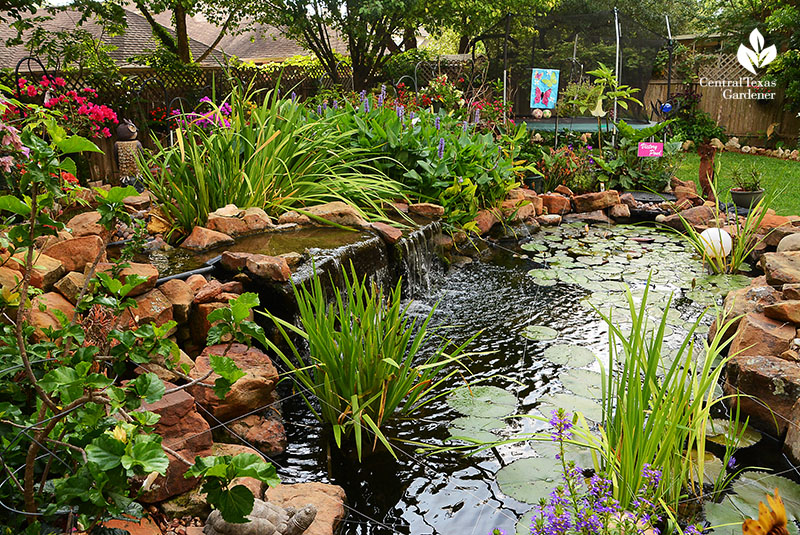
258, 263, 476, 460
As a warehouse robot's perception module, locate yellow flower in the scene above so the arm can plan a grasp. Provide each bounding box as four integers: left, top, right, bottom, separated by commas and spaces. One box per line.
112, 425, 127, 443
742, 488, 788, 535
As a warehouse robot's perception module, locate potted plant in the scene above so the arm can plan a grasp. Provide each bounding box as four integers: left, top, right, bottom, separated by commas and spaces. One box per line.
730, 165, 765, 208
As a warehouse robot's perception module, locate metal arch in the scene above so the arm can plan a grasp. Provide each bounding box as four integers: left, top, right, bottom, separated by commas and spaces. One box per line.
13, 56, 50, 98
395, 75, 417, 93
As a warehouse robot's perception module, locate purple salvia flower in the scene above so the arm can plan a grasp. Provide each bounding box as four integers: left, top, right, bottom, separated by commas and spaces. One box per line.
438, 137, 445, 159
435, 116, 441, 130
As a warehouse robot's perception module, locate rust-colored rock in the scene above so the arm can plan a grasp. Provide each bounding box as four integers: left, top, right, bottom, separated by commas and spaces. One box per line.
728, 311, 796, 357
537, 214, 562, 226
66, 211, 110, 241
764, 300, 800, 325
139, 387, 213, 503
572, 190, 620, 213
43, 235, 106, 272
54, 271, 87, 304
371, 222, 403, 244
761, 252, 800, 286
220, 251, 252, 271
180, 226, 235, 251
660, 205, 716, 231
226, 414, 287, 456
277, 211, 312, 225
306, 201, 369, 227
190, 301, 226, 343
185, 274, 208, 294
540, 194, 571, 215
474, 209, 500, 235
95, 262, 158, 297
5, 251, 65, 290
500, 199, 535, 222
103, 516, 161, 535
194, 280, 224, 304
206, 205, 274, 236
27, 292, 75, 335
711, 277, 780, 341
724, 354, 800, 434
188, 344, 279, 421
784, 284, 800, 300
0, 266, 22, 290
408, 202, 445, 220
158, 278, 194, 323
608, 204, 630, 220
246, 254, 291, 282
123, 193, 151, 211
121, 288, 174, 328
619, 193, 638, 208
554, 184, 574, 196
265, 482, 347, 535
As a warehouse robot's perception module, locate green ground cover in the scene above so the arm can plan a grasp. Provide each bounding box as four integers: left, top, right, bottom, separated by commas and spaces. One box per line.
674, 151, 800, 215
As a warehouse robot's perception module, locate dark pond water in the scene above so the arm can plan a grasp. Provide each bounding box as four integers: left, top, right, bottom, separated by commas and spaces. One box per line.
266, 222, 776, 535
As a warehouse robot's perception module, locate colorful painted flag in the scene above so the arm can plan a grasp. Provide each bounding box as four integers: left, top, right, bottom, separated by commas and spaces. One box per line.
531, 69, 560, 110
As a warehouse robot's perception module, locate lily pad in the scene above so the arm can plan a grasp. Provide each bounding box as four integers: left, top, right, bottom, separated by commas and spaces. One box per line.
705, 419, 762, 448
496, 456, 560, 504
448, 416, 506, 443
522, 325, 558, 341
539, 393, 603, 422
558, 369, 604, 399
447, 386, 517, 418
516, 508, 538, 535
543, 344, 597, 367
522, 242, 549, 253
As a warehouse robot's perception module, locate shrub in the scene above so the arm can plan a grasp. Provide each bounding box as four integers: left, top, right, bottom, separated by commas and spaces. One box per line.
258, 263, 476, 460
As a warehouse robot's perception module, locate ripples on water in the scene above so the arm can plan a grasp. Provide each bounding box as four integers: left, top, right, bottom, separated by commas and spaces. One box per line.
275, 227, 720, 535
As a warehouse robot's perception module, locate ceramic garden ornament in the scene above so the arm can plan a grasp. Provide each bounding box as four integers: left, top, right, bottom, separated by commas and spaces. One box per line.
113, 119, 145, 193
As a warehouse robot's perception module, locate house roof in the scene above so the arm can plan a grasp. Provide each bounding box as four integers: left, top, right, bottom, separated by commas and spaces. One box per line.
0, 8, 245, 70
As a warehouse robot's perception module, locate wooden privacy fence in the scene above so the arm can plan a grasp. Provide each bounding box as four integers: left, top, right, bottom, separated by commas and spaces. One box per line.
644, 80, 800, 145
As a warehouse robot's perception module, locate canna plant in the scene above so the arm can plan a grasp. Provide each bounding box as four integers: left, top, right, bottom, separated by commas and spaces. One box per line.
257, 263, 476, 460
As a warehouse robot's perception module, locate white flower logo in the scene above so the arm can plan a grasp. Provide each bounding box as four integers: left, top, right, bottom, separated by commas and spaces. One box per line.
737, 29, 777, 75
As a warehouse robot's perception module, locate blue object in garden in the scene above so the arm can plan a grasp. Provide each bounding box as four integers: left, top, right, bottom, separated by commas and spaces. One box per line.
530, 69, 560, 110
660, 102, 673, 114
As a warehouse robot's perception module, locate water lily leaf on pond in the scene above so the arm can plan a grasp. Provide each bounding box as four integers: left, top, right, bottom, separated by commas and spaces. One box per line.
531, 440, 599, 469
705, 419, 762, 448
558, 271, 589, 286
688, 449, 724, 486
527, 268, 558, 280
577, 256, 606, 266
521, 242, 550, 253
539, 393, 603, 422
732, 472, 800, 521
704, 497, 746, 531
522, 325, 558, 341
558, 369, 603, 399
448, 416, 506, 443
531, 277, 558, 287
496, 456, 561, 504
516, 507, 537, 535
543, 344, 596, 367
447, 386, 517, 418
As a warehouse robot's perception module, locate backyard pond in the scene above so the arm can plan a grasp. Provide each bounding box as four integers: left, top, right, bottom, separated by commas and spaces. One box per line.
266, 222, 800, 535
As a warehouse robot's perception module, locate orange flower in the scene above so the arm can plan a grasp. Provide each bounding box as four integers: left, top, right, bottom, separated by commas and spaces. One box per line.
742, 489, 788, 535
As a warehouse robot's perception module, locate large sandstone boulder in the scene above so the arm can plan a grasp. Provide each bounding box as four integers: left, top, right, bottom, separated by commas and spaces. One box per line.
158, 278, 194, 323
783, 399, 800, 463
660, 205, 716, 231
120, 288, 174, 328
265, 483, 347, 535
225, 413, 287, 457
371, 222, 402, 245
408, 202, 445, 220
26, 292, 76, 338
190, 301, 226, 343
540, 194, 571, 215
764, 300, 800, 325
500, 198, 535, 222
95, 262, 158, 297
188, 344, 279, 421
572, 190, 620, 213
728, 311, 796, 358
139, 387, 213, 503
66, 211, 110, 241
54, 271, 87, 304
778, 233, 800, 253
305, 202, 369, 227
180, 227, 235, 251
724, 354, 800, 434
206, 205, 274, 237
246, 254, 291, 282
4, 251, 64, 290
42, 235, 106, 272
0, 266, 22, 290
474, 210, 500, 235
710, 277, 780, 341
761, 252, 800, 286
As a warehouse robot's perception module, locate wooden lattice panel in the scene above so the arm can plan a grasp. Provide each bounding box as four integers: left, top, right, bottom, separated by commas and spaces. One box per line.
699, 54, 749, 80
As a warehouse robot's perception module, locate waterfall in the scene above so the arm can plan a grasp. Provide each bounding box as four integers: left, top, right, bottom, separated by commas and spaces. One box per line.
398, 221, 444, 298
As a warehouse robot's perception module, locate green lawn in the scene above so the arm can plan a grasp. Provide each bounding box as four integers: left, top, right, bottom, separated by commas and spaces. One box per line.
674, 151, 800, 216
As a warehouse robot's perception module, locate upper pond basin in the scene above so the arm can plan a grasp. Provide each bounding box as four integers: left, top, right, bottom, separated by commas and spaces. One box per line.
269, 222, 798, 535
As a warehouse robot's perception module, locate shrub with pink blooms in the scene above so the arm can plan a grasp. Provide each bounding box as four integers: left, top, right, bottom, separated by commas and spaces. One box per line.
5, 76, 118, 139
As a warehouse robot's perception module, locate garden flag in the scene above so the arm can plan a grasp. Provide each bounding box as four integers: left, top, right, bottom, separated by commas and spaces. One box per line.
531, 69, 560, 109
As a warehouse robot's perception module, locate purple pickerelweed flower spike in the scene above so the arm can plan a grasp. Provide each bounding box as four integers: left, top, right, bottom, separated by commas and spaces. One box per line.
364, 99, 370, 113
409, 111, 415, 122
474, 108, 480, 123
360, 89, 367, 100
378, 86, 386, 107
438, 137, 445, 159
396, 105, 405, 120
323, 102, 328, 111
462, 120, 469, 132
435, 116, 441, 130
333, 99, 339, 109
291, 91, 297, 102
317, 104, 322, 115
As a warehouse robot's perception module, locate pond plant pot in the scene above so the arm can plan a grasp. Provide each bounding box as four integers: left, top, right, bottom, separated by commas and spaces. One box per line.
730, 188, 765, 209
524, 176, 543, 192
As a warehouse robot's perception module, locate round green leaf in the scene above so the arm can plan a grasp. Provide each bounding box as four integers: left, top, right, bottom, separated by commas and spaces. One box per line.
522, 325, 558, 341
543, 344, 596, 367
447, 386, 517, 418
496, 457, 560, 504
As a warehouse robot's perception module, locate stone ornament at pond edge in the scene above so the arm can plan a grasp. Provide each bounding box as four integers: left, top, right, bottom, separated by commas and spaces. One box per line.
204, 500, 317, 535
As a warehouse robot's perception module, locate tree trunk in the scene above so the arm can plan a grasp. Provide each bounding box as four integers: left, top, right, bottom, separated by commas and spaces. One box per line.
697, 142, 716, 202
402, 26, 417, 51
174, 4, 191, 63
458, 34, 471, 54
352, 62, 370, 91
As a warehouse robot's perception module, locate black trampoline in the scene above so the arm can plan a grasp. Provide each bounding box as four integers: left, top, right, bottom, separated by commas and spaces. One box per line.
524, 117, 658, 132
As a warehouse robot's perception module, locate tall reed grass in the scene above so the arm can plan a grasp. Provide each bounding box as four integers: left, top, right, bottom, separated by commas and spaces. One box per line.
141, 83, 406, 236
258, 263, 475, 460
